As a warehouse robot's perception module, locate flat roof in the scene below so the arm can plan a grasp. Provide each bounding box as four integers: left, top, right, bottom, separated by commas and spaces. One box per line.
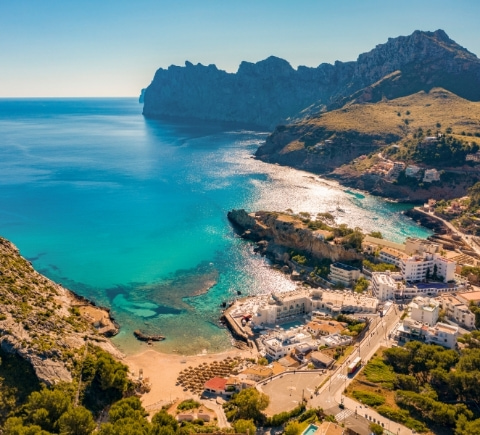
458, 291, 480, 301
415, 282, 449, 289
331, 262, 358, 271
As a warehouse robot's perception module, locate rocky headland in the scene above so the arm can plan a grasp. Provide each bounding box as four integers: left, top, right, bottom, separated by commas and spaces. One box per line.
0, 237, 121, 386
227, 209, 362, 267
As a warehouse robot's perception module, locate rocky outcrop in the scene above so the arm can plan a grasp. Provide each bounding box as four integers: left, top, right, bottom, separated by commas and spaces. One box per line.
0, 237, 122, 386
143, 30, 480, 129
227, 209, 362, 264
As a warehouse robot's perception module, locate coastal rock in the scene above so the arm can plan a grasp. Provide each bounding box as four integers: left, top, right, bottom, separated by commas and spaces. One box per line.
227, 209, 362, 264
142, 30, 480, 129
0, 237, 122, 386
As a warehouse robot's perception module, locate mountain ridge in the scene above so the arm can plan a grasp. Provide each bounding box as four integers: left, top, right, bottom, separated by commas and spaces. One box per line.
142, 29, 480, 128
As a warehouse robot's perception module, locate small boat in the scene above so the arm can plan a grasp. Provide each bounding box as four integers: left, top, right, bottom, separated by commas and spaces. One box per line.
336, 206, 345, 213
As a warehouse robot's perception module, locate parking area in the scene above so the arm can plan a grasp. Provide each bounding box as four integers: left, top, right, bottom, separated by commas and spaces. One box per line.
260, 371, 328, 415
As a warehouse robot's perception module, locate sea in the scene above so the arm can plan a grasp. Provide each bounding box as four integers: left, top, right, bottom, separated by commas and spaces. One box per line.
0, 98, 431, 355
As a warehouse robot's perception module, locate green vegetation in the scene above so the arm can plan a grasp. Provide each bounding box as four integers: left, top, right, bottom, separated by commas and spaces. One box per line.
353, 276, 369, 293
177, 399, 201, 411
363, 357, 396, 386
352, 390, 385, 407
363, 259, 398, 272
347, 342, 480, 434
386, 132, 477, 168
224, 389, 269, 424
369, 422, 384, 435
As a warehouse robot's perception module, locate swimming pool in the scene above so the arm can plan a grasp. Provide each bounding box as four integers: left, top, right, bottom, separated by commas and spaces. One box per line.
302, 424, 318, 435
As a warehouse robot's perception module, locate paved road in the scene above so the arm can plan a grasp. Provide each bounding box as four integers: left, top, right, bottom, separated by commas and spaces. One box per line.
308, 305, 417, 435
414, 206, 480, 257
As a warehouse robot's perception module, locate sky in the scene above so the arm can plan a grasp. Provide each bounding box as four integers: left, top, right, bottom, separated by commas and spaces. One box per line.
1, 0, 480, 97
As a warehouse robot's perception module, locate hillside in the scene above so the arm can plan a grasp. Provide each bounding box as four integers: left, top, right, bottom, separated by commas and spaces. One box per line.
0, 237, 121, 386
255, 89, 480, 202
142, 30, 480, 129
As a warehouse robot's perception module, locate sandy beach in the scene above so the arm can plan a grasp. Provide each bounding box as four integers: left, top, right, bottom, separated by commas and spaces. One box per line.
125, 346, 254, 413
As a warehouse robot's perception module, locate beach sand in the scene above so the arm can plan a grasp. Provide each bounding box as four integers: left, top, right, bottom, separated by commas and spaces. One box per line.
125, 346, 254, 414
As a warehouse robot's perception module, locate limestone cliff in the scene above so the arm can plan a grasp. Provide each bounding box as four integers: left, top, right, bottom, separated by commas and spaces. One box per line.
143, 30, 480, 129
227, 209, 362, 264
0, 237, 121, 386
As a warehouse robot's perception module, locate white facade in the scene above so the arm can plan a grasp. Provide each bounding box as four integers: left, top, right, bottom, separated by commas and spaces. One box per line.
372, 272, 397, 301
423, 168, 440, 183
380, 248, 455, 283
319, 333, 352, 348
405, 165, 421, 177
328, 263, 360, 286
410, 296, 439, 326
437, 295, 476, 329
263, 330, 316, 360
424, 322, 458, 349
246, 289, 378, 328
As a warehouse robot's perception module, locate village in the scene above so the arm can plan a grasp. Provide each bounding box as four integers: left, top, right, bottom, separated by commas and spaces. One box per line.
139, 224, 480, 435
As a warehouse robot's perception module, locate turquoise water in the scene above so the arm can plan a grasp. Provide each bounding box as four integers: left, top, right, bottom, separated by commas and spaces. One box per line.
0, 98, 431, 355
302, 424, 319, 435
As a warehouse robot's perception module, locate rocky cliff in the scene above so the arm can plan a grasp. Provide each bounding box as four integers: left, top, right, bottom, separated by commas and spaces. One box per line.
227, 209, 362, 264
143, 30, 480, 129
0, 237, 121, 386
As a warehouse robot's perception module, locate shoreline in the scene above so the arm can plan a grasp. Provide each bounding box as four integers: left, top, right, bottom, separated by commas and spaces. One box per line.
124, 346, 254, 412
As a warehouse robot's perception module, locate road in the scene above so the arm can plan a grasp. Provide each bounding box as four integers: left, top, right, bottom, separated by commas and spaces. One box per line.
308, 304, 416, 435
414, 206, 480, 257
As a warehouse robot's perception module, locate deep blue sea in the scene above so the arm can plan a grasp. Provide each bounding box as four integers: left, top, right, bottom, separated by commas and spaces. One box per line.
0, 98, 431, 354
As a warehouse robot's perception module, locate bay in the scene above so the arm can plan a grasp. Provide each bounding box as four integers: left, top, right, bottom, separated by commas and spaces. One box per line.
0, 98, 431, 354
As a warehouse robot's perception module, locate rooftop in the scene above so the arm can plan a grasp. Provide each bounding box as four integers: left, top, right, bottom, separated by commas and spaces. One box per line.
331, 262, 359, 272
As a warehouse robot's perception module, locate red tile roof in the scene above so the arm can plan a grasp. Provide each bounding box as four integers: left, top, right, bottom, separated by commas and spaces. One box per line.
204, 377, 227, 391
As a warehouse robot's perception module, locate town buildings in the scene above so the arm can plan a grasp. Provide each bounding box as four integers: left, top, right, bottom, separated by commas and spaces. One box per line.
409, 296, 439, 326
371, 272, 397, 301
437, 294, 476, 329
328, 262, 360, 286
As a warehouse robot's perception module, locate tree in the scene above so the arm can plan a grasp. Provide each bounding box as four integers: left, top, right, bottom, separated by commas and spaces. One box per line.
369, 231, 383, 239
228, 389, 269, 422
23, 387, 71, 433
151, 410, 178, 433
354, 277, 370, 293
370, 422, 384, 435
284, 421, 302, 435
233, 419, 256, 435
57, 406, 96, 435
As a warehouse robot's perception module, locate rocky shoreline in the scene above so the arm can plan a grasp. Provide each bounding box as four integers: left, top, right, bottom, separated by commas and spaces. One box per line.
0, 237, 122, 386
227, 209, 362, 274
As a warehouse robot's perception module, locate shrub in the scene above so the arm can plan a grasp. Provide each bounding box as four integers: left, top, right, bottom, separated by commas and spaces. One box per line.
352, 390, 385, 407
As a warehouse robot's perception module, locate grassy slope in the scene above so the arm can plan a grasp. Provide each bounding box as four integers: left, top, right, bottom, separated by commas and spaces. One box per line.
304, 88, 480, 142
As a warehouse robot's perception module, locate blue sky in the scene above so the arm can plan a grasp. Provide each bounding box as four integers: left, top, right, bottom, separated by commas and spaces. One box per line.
1, 0, 479, 97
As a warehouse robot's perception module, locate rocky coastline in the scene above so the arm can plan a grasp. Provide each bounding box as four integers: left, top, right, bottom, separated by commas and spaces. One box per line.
0, 237, 122, 386
227, 209, 362, 270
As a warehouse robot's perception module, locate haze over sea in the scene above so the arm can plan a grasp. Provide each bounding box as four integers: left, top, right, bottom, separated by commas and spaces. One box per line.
0, 98, 431, 355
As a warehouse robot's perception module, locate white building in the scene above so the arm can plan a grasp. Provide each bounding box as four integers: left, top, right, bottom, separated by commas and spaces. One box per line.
380, 248, 455, 283
319, 333, 352, 348
410, 296, 439, 326
423, 168, 441, 183
437, 295, 476, 329
424, 322, 459, 349
397, 319, 459, 349
263, 329, 317, 360
372, 272, 397, 301
328, 263, 360, 286
405, 165, 421, 177
404, 238, 441, 255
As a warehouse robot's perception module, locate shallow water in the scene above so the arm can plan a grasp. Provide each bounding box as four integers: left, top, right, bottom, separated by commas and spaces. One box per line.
0, 98, 431, 354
